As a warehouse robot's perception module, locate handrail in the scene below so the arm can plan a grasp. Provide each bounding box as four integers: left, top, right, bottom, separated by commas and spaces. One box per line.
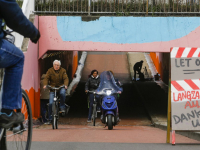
34, 0, 200, 16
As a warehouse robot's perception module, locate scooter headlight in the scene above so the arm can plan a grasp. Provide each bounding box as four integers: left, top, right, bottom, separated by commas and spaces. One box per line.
106, 90, 112, 95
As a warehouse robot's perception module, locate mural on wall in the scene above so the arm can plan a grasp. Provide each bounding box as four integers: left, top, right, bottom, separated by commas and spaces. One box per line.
39, 16, 200, 59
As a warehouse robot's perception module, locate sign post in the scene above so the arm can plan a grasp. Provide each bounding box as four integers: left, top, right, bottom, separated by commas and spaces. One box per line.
170, 47, 200, 144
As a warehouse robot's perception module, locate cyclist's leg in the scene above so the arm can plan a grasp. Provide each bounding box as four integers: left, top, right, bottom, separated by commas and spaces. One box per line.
48, 92, 54, 121
0, 40, 24, 128
0, 40, 24, 110
88, 94, 94, 120
59, 88, 66, 110
96, 95, 101, 109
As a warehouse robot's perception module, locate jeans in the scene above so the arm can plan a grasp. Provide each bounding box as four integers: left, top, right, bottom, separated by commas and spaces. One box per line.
48, 88, 66, 121
88, 93, 100, 120
40, 99, 48, 123
0, 39, 24, 110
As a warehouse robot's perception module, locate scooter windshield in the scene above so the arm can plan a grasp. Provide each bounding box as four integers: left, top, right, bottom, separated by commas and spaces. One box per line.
95, 71, 122, 95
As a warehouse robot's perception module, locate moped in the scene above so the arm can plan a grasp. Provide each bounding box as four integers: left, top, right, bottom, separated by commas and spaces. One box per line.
96, 71, 122, 130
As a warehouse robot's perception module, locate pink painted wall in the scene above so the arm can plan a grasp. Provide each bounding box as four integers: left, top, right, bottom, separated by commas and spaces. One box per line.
39, 16, 200, 59
21, 15, 40, 119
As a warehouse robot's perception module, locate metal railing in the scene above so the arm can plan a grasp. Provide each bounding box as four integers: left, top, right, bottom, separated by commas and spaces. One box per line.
34, 0, 200, 15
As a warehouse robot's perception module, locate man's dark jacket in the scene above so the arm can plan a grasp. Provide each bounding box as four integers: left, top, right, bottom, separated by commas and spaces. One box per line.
0, 0, 39, 46
85, 75, 100, 91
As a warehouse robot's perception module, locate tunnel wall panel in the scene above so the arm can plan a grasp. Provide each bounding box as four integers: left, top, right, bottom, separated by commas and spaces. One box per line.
150, 52, 170, 85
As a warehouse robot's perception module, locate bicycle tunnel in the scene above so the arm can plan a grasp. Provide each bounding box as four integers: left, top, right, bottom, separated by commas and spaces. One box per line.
39, 51, 170, 126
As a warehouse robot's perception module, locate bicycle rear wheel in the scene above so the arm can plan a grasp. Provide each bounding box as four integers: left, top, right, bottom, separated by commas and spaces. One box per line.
1, 89, 33, 150
0, 128, 6, 149
92, 104, 96, 126
52, 102, 58, 129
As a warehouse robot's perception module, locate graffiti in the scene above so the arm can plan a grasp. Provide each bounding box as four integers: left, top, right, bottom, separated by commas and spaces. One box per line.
173, 110, 200, 127
192, 120, 200, 127
185, 101, 200, 109
173, 91, 200, 102
175, 58, 191, 67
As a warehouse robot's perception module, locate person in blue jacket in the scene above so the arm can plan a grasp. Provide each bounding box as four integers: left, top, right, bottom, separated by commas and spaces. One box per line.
0, 0, 40, 128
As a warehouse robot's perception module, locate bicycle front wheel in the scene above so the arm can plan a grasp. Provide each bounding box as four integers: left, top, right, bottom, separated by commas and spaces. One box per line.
52, 102, 58, 129
3, 89, 33, 150
92, 104, 96, 126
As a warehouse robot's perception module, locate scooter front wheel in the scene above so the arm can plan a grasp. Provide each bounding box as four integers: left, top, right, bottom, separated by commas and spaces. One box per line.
107, 115, 113, 130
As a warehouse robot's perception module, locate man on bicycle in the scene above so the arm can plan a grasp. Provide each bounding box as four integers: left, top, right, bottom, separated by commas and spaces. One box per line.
0, 0, 40, 128
43, 60, 69, 124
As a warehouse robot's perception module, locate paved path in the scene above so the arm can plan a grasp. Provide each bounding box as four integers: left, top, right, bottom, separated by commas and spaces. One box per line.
31, 125, 200, 150
34, 125, 199, 143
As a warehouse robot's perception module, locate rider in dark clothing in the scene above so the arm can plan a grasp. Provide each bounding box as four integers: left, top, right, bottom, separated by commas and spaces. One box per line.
0, 0, 40, 128
108, 70, 122, 89
85, 70, 100, 123
133, 60, 144, 81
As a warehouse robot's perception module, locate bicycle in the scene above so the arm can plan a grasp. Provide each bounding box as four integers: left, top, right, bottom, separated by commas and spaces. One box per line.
88, 91, 100, 126
0, 89, 33, 150
47, 85, 66, 129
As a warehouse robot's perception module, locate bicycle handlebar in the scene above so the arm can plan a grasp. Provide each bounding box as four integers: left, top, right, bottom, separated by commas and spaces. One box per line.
87, 90, 97, 94
47, 85, 65, 90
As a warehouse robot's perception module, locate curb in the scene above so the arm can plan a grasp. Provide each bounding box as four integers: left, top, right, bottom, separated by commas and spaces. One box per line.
154, 122, 200, 142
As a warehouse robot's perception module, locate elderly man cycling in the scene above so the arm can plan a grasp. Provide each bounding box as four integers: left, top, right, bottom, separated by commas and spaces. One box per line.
43, 60, 70, 124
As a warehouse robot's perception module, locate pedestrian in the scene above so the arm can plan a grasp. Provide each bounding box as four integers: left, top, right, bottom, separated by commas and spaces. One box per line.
133, 60, 143, 81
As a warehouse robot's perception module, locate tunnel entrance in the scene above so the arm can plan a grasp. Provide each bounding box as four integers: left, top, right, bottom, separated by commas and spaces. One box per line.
40, 51, 169, 126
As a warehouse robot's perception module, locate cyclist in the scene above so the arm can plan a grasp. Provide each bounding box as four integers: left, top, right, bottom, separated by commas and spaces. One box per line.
0, 0, 40, 128
85, 69, 100, 123
43, 60, 69, 124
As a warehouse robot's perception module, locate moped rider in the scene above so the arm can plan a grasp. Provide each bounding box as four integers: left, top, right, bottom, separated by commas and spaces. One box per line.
98, 71, 122, 122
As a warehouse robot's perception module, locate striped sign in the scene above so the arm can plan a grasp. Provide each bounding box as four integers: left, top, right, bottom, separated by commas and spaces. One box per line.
171, 47, 200, 58
171, 79, 200, 92
171, 47, 200, 130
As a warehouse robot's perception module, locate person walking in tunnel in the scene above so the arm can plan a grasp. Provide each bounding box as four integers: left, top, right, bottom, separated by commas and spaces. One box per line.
85, 69, 100, 123
133, 60, 144, 81
0, 0, 40, 128
43, 60, 70, 124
